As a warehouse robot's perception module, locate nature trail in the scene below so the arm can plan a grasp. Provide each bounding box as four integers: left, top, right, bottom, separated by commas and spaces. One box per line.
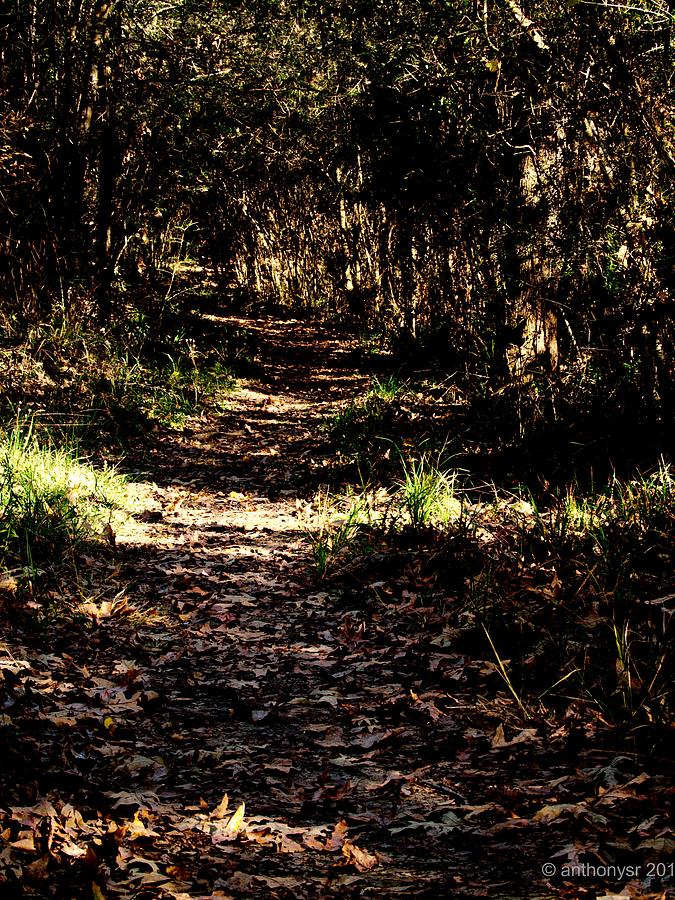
1, 316, 669, 899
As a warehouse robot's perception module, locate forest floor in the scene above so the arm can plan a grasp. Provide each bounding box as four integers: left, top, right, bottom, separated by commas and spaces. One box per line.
0, 315, 673, 899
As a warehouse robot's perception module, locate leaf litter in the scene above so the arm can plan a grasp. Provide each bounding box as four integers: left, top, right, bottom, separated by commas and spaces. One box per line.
0, 317, 673, 899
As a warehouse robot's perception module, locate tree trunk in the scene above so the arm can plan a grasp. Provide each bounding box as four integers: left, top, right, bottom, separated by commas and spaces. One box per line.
505, 144, 560, 379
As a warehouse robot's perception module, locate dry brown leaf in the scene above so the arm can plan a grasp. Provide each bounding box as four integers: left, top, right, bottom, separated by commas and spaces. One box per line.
24, 855, 50, 881
127, 811, 159, 841
326, 820, 349, 851
11, 800, 58, 823
0, 574, 18, 593
490, 725, 540, 750
11, 835, 36, 853
354, 729, 396, 749
60, 842, 87, 858
531, 803, 583, 824
312, 726, 344, 748
223, 801, 245, 829
43, 712, 77, 728
278, 835, 305, 853
210, 793, 230, 820
367, 771, 411, 793
342, 840, 379, 871
212, 802, 246, 843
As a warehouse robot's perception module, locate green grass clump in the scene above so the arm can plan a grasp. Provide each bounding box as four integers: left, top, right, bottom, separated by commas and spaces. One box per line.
397, 455, 464, 529
311, 488, 382, 577
309, 455, 465, 575
102, 348, 235, 430
369, 375, 404, 400
0, 422, 127, 576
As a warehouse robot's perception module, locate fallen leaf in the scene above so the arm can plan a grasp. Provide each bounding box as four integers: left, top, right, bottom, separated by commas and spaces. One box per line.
212, 802, 246, 843
325, 820, 349, 851
24, 855, 50, 881
0, 574, 18, 593
491, 725, 540, 750
531, 803, 584, 824
210, 793, 229, 820
61, 842, 88, 858
43, 712, 77, 728
11, 835, 36, 853
342, 840, 379, 871
354, 729, 398, 749
127, 811, 159, 841
227, 802, 246, 834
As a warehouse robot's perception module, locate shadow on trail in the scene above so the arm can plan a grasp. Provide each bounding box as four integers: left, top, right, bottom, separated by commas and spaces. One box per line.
1, 314, 665, 900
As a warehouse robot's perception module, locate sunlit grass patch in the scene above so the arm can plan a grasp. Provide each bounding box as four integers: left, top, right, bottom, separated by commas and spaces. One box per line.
604, 462, 675, 531
309, 455, 467, 575
0, 421, 128, 579
397, 455, 464, 528
310, 487, 388, 577
369, 375, 404, 400
524, 463, 675, 581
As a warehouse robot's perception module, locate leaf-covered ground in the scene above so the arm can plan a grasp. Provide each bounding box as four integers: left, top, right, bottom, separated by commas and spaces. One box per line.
1, 317, 673, 899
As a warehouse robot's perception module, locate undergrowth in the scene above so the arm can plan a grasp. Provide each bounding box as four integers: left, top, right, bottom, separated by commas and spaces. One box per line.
310, 454, 466, 574
0, 420, 128, 584
0, 303, 253, 443
310, 459, 675, 729
326, 375, 447, 475
96, 345, 235, 432
327, 380, 404, 470
397, 455, 464, 529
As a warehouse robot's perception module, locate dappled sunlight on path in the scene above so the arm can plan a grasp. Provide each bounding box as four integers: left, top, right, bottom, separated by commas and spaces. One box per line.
0, 316, 667, 899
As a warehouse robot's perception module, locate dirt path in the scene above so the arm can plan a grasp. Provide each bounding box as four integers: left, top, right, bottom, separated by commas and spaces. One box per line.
1, 317, 670, 899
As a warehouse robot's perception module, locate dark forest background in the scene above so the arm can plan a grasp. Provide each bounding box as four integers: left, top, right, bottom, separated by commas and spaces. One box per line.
2, 0, 674, 468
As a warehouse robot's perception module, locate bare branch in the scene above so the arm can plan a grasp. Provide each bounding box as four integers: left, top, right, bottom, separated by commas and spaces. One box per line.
504, 0, 549, 50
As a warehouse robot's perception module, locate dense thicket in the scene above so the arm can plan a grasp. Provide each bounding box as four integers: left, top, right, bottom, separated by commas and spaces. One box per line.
2, 1, 674, 440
